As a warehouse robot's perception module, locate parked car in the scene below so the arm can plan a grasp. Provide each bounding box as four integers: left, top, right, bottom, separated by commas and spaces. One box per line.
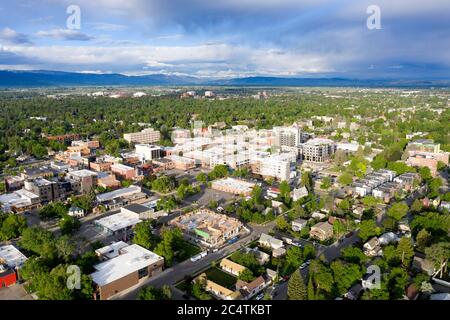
345, 231, 354, 238
255, 293, 264, 300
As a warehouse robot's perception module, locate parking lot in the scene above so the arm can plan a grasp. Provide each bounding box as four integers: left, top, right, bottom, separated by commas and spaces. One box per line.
184, 187, 237, 207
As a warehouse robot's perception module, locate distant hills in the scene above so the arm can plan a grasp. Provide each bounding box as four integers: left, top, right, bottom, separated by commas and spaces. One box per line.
0, 70, 449, 88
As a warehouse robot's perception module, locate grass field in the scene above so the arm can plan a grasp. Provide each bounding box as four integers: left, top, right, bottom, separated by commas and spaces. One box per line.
205, 267, 237, 289
176, 241, 202, 262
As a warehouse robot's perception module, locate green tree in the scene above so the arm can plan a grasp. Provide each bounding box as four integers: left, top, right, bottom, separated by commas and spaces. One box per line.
138, 286, 164, 300
59, 214, 81, 235
285, 246, 303, 270
358, 220, 381, 241
287, 270, 307, 300
416, 229, 432, 251
425, 242, 450, 278
387, 202, 409, 221
396, 237, 414, 268
320, 177, 332, 190
196, 172, 208, 184
411, 199, 423, 214
341, 247, 368, 264
279, 180, 291, 204
0, 214, 27, 241
338, 173, 353, 186
419, 167, 432, 182
371, 154, 387, 170
331, 261, 364, 295
301, 172, 313, 190
238, 268, 255, 282
276, 215, 289, 232
307, 276, 315, 300
133, 221, 156, 249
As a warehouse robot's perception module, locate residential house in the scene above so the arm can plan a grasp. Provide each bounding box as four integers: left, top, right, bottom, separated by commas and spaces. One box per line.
309, 221, 333, 241
259, 233, 284, 250
292, 218, 308, 232
220, 258, 246, 276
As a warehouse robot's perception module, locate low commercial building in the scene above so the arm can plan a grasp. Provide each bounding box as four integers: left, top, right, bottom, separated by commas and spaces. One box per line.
120, 203, 155, 220
0, 189, 41, 212
95, 186, 147, 210
90, 161, 113, 172
168, 155, 196, 170
0, 245, 27, 288
91, 243, 164, 300
111, 163, 136, 180
97, 174, 121, 189
211, 177, 256, 196
309, 221, 333, 241
94, 210, 142, 236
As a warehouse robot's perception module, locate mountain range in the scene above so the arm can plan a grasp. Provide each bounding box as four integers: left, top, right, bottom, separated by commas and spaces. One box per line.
0, 70, 449, 88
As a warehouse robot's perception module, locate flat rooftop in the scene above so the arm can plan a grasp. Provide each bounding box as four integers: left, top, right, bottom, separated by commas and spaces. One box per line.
95, 241, 129, 260
90, 244, 163, 286
111, 163, 134, 170
95, 211, 142, 232
122, 203, 151, 214
96, 185, 141, 203
69, 169, 98, 177
0, 245, 28, 268
212, 177, 255, 193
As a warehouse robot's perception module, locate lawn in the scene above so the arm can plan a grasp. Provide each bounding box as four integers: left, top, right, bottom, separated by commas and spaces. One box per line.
205, 267, 237, 290
176, 241, 202, 262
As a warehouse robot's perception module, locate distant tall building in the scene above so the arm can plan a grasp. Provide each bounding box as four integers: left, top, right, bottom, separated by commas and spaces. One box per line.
299, 138, 336, 163
124, 128, 161, 145
273, 126, 304, 147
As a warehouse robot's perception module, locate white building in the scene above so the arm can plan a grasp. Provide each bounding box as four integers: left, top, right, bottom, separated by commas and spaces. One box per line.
94, 210, 142, 235
0, 245, 28, 268
135, 144, 161, 162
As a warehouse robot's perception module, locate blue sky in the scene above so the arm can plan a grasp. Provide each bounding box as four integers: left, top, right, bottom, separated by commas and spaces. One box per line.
0, 0, 449, 78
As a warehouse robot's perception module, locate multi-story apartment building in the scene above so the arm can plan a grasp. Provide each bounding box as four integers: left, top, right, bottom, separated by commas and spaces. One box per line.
273, 125, 304, 147
250, 152, 297, 181
299, 138, 337, 163
124, 128, 161, 145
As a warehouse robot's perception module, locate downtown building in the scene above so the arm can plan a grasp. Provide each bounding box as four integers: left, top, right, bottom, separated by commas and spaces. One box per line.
124, 128, 161, 145
299, 138, 337, 163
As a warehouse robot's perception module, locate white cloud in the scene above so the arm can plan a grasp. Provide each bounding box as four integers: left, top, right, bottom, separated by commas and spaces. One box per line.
35, 29, 94, 41
87, 23, 128, 31
1, 43, 336, 76
0, 28, 32, 45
